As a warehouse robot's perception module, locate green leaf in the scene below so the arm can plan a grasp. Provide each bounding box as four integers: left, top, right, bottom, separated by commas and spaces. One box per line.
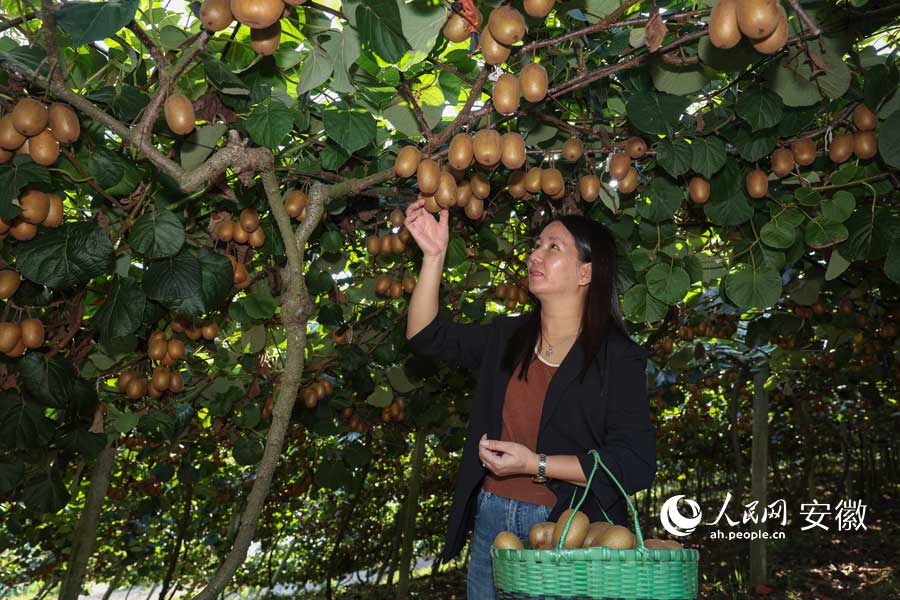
804, 217, 849, 249
0, 460, 24, 494
734, 127, 777, 162
356, 0, 411, 64
180, 123, 226, 170
736, 88, 784, 131
650, 62, 709, 96
240, 324, 267, 354
323, 26, 361, 93
697, 36, 758, 72
825, 248, 851, 281
884, 238, 900, 284
398, 0, 447, 59
323, 103, 377, 155
19, 353, 98, 410
636, 177, 683, 222
201, 54, 250, 95
724, 263, 782, 310
143, 249, 202, 302
703, 159, 753, 226
446, 235, 467, 269
760, 219, 796, 249
623, 284, 668, 323
690, 136, 727, 178
234, 405, 261, 429
626, 92, 689, 135
297, 36, 334, 96
655, 139, 692, 177
864, 64, 899, 110
108, 406, 140, 434
645, 263, 691, 304
88, 147, 142, 196
366, 385, 393, 407
0, 397, 55, 450
55, 0, 139, 46
246, 99, 294, 149
23, 470, 70, 513
820, 191, 855, 223
237, 280, 277, 320
387, 365, 417, 393
233, 436, 264, 466
0, 157, 51, 219
128, 209, 185, 259
767, 55, 822, 107
57, 428, 106, 457
16, 222, 115, 289
383, 98, 444, 138
92, 276, 147, 341
320, 230, 345, 253
878, 109, 900, 169
164, 248, 233, 318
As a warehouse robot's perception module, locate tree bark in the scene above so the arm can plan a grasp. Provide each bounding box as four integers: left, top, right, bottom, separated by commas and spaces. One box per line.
397, 429, 427, 599
57, 439, 117, 600
101, 571, 125, 600
749, 366, 769, 588
159, 459, 194, 600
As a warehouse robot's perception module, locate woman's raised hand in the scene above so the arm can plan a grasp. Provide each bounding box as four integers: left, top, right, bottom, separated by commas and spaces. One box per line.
404, 195, 449, 258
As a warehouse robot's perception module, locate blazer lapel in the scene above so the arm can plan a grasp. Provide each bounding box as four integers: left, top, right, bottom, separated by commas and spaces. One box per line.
538, 341, 585, 434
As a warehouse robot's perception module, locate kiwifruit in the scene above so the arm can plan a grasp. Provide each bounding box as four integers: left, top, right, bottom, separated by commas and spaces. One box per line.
148, 337, 168, 361
737, 0, 780, 40
853, 104, 877, 131
168, 338, 186, 360
594, 524, 636, 550
549, 185, 566, 200
42, 193, 63, 227
200, 0, 234, 30
689, 175, 710, 204
0, 270, 19, 299
488, 5, 526, 46
470, 172, 491, 199
48, 103, 80, 143
524, 167, 543, 193
540, 167, 564, 196
283, 0, 306, 5
524, 0, 554, 18
455, 180, 473, 206
508, 170, 526, 198
379, 234, 394, 255
581, 522, 615, 547
251, 21, 281, 55
423, 194, 441, 214
854, 131, 878, 159
302, 387, 318, 408
168, 371, 184, 392
0, 115, 26, 150
117, 370, 137, 392
375, 274, 391, 296
464, 197, 484, 220
231, 222, 249, 244
443, 12, 470, 43
4, 336, 25, 358
19, 190, 50, 224
15, 139, 29, 156
435, 172, 458, 209
528, 522, 555, 549
618, 166, 638, 193
770, 147, 794, 177
10, 218, 37, 241
402, 275, 416, 293
791, 138, 816, 166
481, 27, 511, 65
216, 220, 236, 242
233, 261, 249, 285
0, 148, 11, 164
417, 158, 440, 195
126, 378, 147, 400
393, 145, 421, 178
283, 189, 308, 217
389, 235, 405, 255
709, 0, 741, 49
551, 509, 589, 549
829, 133, 854, 163
230, 0, 282, 28
248, 226, 265, 248
390, 208, 405, 227
29, 129, 59, 166
625, 136, 647, 159
492, 73, 520, 116
751, 4, 787, 54
643, 538, 683, 550
746, 168, 769, 198
389, 280, 403, 299
609, 152, 632, 180
579, 174, 600, 202
519, 63, 548, 102
493, 531, 525, 550
164, 93, 196, 135
448, 133, 474, 170
500, 132, 526, 170
0, 323, 20, 353
239, 208, 260, 232
562, 137, 583, 162
365, 235, 381, 254
151, 366, 172, 391
473, 129, 502, 167
200, 321, 218, 341
12, 98, 48, 137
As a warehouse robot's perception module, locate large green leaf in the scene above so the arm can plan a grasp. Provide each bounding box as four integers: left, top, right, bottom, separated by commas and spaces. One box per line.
820, 191, 856, 224
23, 470, 70, 513
736, 88, 784, 131
356, 0, 411, 64
19, 353, 98, 411
323, 27, 362, 93
143, 249, 202, 303
623, 284, 668, 323
0, 397, 55, 450
651, 62, 709, 96
655, 139, 692, 178
201, 54, 250, 95
323, 103, 377, 154
88, 147, 142, 196
760, 219, 796, 249
297, 36, 335, 95
703, 159, 753, 226
246, 98, 294, 149
0, 157, 52, 219
128, 209, 185, 259
626, 92, 689, 135
92, 276, 147, 341
636, 177, 683, 222
804, 217, 849, 249
0, 460, 24, 494
885, 238, 900, 284
398, 0, 447, 60
180, 124, 226, 170
724, 263, 782, 310
16, 222, 115, 289
878, 109, 900, 168
55, 0, 139, 47
690, 136, 727, 178
164, 249, 233, 318
645, 262, 691, 304
734, 127, 777, 162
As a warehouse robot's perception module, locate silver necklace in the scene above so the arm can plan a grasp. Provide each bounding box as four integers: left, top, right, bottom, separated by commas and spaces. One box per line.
534, 330, 580, 367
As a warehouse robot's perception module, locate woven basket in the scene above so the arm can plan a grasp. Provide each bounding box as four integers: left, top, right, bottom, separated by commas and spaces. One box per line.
491, 449, 699, 600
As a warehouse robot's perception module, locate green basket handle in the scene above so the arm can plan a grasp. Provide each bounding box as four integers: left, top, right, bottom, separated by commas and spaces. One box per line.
554, 449, 645, 551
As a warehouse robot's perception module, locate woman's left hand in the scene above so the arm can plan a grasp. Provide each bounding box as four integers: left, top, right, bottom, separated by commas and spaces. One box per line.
479, 434, 539, 477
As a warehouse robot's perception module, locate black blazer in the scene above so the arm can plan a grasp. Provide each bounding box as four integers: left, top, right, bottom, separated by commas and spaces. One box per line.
406, 310, 656, 565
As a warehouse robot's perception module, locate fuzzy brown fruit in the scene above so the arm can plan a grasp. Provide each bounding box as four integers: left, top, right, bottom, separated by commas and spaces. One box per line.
791, 138, 816, 166
435, 172, 458, 209
19, 189, 50, 224
829, 134, 854, 164
164, 94, 195, 135
200, 0, 234, 31
481, 27, 511, 65
508, 171, 526, 198
230, 0, 282, 28
492, 73, 521, 116
473, 129, 503, 167
853, 104, 877, 131
562, 138, 583, 161
541, 168, 564, 197
737, 0, 781, 40
709, 0, 741, 49
853, 131, 878, 160
488, 5, 526, 46
43, 194, 64, 227
770, 147, 794, 177
524, 0, 554, 18
746, 169, 769, 198
0, 323, 20, 353
0, 271, 20, 300
28, 129, 59, 166
239, 207, 260, 232
48, 103, 80, 143
464, 197, 484, 220
751, 4, 787, 54
618, 166, 639, 193
551, 509, 589, 549
609, 153, 632, 180
10, 219, 37, 241
689, 175, 710, 204
448, 133, 474, 170
493, 531, 525, 550
417, 159, 440, 195
394, 146, 421, 178
470, 172, 491, 200
283, 189, 308, 217
519, 63, 548, 102
251, 21, 281, 55
524, 167, 543, 193
500, 132, 526, 170
579, 174, 600, 202
443, 12, 469, 43
12, 98, 48, 137
0, 116, 26, 151
625, 136, 647, 159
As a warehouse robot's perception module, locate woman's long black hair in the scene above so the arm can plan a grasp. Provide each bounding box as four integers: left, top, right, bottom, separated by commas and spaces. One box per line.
501, 214, 628, 384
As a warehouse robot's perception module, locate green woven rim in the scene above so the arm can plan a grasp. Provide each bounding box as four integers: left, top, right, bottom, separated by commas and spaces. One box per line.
491, 450, 699, 600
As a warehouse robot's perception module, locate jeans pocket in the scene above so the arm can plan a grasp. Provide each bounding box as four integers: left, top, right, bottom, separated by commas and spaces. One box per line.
542, 504, 552, 521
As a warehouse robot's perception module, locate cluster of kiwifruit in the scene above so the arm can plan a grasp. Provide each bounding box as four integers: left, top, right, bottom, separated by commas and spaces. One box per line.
0, 99, 79, 166
491, 62, 549, 115
444, 1, 555, 46
652, 336, 675, 356
709, 0, 788, 55
0, 317, 45, 358
301, 378, 333, 409
0, 269, 20, 300
375, 274, 416, 299
828, 104, 880, 164
0, 190, 65, 241
393, 147, 486, 219
381, 397, 406, 423
228, 255, 252, 289
214, 208, 266, 248
495, 282, 529, 309
199, 0, 305, 54
170, 315, 219, 341
494, 509, 683, 551
608, 137, 646, 195
117, 331, 187, 399
365, 231, 410, 256
340, 407, 368, 433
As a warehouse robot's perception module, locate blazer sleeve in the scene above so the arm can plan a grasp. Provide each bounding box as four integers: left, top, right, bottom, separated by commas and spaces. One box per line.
576, 343, 656, 513
405, 311, 501, 371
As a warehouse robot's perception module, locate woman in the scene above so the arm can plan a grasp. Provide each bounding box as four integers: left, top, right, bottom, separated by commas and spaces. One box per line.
404, 198, 655, 599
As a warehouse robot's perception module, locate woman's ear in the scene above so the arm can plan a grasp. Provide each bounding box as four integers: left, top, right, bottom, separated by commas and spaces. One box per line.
579, 263, 592, 286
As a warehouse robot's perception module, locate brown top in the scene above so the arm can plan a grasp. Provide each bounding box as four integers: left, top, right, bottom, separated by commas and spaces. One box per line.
482, 350, 559, 507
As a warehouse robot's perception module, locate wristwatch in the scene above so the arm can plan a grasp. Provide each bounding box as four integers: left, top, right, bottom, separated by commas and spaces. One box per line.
532, 453, 548, 483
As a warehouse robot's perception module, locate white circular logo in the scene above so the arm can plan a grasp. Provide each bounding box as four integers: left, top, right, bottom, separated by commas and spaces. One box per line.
660, 495, 702, 537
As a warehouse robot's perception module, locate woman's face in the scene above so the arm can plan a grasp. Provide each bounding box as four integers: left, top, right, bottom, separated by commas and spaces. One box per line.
527, 221, 591, 297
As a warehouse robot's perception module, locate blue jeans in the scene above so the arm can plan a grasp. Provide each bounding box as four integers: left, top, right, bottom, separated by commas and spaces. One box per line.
467, 488, 553, 600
